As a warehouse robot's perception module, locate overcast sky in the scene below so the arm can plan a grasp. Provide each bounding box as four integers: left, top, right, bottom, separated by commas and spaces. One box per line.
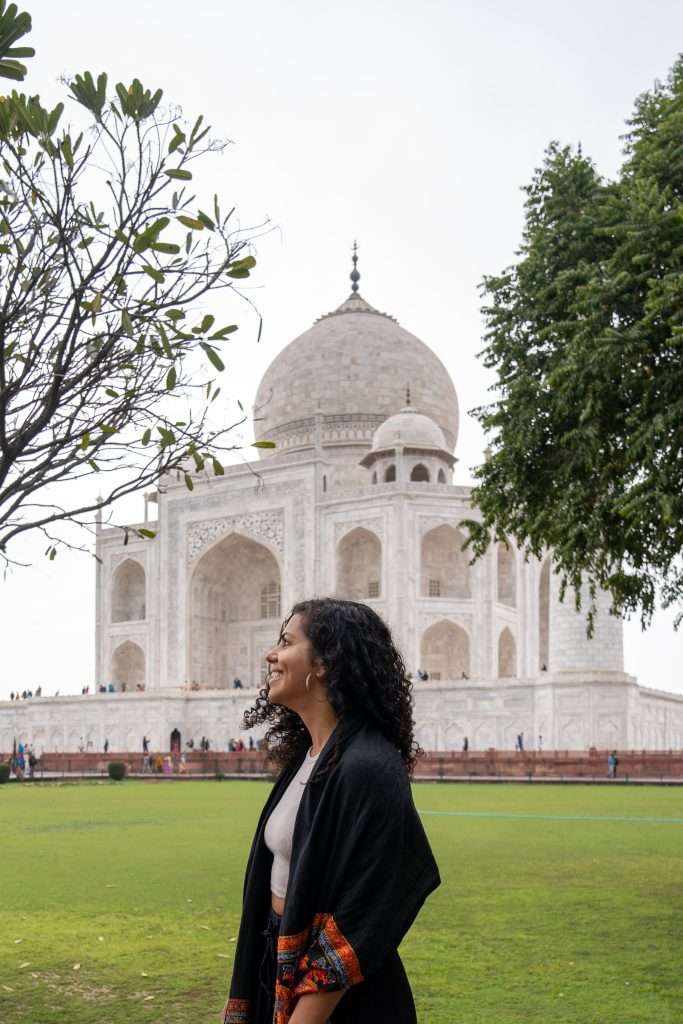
1, 0, 682, 699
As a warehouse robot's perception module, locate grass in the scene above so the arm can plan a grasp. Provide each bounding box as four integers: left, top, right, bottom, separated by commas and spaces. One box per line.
1, 780, 682, 1023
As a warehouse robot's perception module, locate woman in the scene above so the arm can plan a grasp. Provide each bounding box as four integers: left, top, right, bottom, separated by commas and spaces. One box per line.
221, 598, 440, 1024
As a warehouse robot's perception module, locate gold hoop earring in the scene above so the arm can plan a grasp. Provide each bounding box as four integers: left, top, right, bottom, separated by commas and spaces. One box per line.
305, 672, 329, 703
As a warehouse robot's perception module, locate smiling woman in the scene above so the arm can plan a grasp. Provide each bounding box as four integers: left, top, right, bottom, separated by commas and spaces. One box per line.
221, 598, 440, 1024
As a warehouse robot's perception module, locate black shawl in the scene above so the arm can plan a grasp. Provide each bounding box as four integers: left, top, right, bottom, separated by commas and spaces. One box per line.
224, 714, 441, 1024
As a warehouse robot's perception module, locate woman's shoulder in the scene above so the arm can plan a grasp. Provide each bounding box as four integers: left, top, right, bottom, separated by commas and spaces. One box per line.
336, 721, 407, 789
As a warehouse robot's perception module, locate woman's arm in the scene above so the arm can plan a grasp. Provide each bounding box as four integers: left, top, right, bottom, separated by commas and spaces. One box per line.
289, 989, 346, 1024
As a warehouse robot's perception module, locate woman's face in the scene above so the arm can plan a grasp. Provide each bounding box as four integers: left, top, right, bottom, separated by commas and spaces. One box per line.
265, 613, 322, 709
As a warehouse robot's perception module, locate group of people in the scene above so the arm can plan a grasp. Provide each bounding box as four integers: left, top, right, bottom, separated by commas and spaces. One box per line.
9, 741, 38, 779
8, 687, 43, 700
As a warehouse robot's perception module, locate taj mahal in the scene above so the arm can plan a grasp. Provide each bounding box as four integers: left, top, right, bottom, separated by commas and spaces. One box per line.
2, 259, 683, 754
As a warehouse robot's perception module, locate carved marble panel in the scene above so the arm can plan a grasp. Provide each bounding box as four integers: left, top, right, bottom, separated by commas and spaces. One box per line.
187, 509, 285, 562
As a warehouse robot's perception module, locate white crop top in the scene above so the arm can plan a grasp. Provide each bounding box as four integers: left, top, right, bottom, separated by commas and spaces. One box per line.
264, 747, 321, 899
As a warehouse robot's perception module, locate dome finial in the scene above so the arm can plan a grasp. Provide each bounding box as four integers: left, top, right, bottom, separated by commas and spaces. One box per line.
405, 384, 411, 406
350, 240, 360, 293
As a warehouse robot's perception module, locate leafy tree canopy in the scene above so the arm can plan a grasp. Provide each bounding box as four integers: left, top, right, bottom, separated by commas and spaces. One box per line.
0, 10, 265, 564
467, 55, 683, 628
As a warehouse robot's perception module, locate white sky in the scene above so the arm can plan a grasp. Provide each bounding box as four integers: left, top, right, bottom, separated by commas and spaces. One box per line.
1, 0, 682, 698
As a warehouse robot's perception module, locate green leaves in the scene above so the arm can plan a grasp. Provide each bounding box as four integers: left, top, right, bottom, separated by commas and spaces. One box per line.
252, 440, 276, 449
133, 217, 169, 253
226, 255, 256, 279
200, 342, 224, 372
210, 325, 238, 340
166, 366, 177, 390
114, 78, 163, 122
142, 264, 165, 285
69, 71, 108, 121
168, 124, 185, 154
0, 2, 34, 82
165, 168, 192, 181
177, 214, 204, 231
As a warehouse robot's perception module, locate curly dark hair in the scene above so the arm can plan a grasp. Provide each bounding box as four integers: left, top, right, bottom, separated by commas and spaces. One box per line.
243, 598, 422, 777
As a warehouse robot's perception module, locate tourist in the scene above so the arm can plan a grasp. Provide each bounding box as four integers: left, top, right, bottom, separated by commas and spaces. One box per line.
462, 736, 469, 752
179, 752, 187, 774
142, 736, 149, 754
233, 677, 243, 689
104, 738, 109, 754
163, 755, 173, 775
608, 751, 619, 778
248, 736, 255, 751
221, 598, 440, 1024
537, 734, 543, 752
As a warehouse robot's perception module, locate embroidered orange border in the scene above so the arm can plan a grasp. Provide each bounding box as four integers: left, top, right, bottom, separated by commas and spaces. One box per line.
223, 996, 250, 1023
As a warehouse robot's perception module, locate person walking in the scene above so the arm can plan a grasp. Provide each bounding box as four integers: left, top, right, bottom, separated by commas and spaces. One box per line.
104, 738, 109, 754
221, 598, 440, 1024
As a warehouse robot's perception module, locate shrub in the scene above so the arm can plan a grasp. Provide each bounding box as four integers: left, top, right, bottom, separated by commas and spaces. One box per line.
0, 762, 10, 784
107, 761, 127, 782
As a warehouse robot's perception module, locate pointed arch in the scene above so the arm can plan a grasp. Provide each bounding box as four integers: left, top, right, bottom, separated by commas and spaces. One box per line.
498, 627, 517, 678
437, 468, 446, 483
384, 464, 396, 482
497, 542, 516, 607
410, 463, 430, 482
421, 524, 471, 598
111, 558, 146, 622
336, 527, 382, 601
111, 640, 145, 690
189, 532, 282, 689
420, 620, 470, 681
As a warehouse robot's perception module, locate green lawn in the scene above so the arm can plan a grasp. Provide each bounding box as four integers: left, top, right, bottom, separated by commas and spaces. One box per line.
1, 780, 682, 1023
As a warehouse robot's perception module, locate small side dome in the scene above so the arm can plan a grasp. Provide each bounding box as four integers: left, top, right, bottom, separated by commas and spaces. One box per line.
372, 406, 448, 453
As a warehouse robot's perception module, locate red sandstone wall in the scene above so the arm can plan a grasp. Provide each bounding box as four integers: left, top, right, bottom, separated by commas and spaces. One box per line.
6, 748, 683, 778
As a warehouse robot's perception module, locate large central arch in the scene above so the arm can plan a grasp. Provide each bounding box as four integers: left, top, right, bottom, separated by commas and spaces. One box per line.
189, 533, 282, 689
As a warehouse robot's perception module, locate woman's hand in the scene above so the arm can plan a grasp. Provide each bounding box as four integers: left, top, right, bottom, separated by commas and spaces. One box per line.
219, 996, 229, 1022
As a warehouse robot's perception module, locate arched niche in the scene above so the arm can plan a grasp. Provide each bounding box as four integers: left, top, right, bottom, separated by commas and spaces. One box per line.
112, 640, 145, 690
497, 542, 516, 607
498, 627, 517, 678
410, 463, 430, 482
421, 524, 471, 598
111, 559, 146, 622
189, 533, 282, 689
437, 469, 447, 484
336, 527, 382, 601
420, 620, 471, 681
539, 558, 550, 670
384, 465, 396, 482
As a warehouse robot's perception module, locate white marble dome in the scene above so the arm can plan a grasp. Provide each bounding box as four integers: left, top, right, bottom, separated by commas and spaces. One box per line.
372, 405, 448, 452
253, 292, 459, 453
